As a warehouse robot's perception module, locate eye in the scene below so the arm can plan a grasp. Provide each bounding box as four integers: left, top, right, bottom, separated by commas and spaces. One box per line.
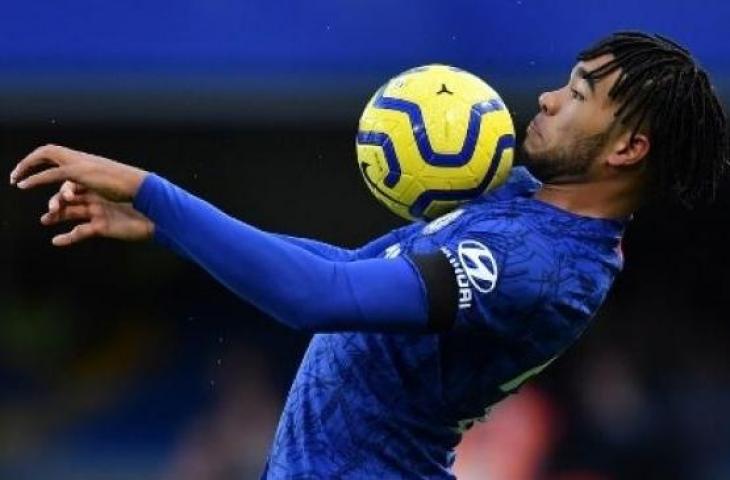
570, 88, 586, 101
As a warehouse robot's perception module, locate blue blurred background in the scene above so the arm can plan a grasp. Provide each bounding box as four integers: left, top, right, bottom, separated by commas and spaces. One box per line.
2, 1, 730, 479
0, 0, 728, 124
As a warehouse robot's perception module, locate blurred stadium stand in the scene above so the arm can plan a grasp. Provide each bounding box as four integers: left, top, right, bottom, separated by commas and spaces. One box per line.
0, 0, 728, 125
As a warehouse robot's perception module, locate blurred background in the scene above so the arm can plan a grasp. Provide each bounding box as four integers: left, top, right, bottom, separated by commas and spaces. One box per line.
2, 1, 730, 479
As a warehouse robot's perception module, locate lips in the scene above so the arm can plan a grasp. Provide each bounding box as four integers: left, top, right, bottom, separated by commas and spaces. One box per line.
527, 118, 543, 139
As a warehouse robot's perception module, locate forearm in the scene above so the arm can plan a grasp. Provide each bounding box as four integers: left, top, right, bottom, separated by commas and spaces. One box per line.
133, 174, 430, 332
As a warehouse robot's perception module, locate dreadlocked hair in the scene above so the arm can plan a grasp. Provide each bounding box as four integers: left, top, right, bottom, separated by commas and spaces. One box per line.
578, 31, 729, 207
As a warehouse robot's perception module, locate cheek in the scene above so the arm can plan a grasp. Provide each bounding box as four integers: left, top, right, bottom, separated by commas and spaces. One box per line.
546, 116, 583, 150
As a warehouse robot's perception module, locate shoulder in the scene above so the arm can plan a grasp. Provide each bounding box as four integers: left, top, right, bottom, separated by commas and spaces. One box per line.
486, 166, 541, 201
440, 214, 559, 311
506, 166, 541, 188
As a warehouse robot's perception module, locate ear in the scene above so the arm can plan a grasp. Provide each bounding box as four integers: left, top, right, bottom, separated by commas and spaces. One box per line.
606, 131, 650, 168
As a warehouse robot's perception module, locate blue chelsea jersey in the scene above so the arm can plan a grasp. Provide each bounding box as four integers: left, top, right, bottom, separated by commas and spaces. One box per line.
262, 167, 625, 479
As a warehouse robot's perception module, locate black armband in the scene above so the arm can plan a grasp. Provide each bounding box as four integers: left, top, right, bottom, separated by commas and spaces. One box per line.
410, 251, 458, 332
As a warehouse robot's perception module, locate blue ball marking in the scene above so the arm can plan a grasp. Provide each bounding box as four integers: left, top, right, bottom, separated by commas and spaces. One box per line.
408, 133, 515, 218
358, 161, 411, 208
371, 87, 506, 167
356, 131, 401, 188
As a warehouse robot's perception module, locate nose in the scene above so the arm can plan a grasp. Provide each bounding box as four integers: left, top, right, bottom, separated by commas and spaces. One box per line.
538, 90, 559, 116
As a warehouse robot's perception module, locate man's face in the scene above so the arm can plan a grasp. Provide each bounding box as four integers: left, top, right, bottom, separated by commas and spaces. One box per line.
520, 54, 622, 183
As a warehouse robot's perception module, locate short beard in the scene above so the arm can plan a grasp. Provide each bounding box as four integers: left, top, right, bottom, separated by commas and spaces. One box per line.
518, 130, 609, 184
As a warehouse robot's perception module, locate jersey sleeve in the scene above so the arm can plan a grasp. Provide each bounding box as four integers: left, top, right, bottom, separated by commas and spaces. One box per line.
353, 222, 424, 259
133, 173, 433, 333
273, 234, 356, 262
408, 220, 554, 338
274, 221, 423, 262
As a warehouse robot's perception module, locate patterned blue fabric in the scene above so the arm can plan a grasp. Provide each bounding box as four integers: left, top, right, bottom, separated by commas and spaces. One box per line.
262, 167, 625, 479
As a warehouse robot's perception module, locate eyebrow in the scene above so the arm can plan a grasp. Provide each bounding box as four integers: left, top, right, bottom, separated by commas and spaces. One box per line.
574, 66, 596, 94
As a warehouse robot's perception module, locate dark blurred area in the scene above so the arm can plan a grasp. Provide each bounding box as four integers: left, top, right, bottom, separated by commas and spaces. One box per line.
3, 1, 730, 479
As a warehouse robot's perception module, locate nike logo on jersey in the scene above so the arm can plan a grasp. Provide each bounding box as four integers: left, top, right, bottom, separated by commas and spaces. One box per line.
383, 243, 402, 259
422, 208, 464, 235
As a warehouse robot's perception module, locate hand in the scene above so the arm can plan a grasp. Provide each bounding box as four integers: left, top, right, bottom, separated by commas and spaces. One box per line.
10, 144, 148, 202
41, 180, 154, 246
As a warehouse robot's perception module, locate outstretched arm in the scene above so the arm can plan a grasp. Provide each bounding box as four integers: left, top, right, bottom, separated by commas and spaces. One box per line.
133, 173, 434, 332
10, 145, 448, 333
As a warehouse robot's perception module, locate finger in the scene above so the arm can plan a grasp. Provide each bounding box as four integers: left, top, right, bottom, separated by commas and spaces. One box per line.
55, 181, 88, 210
52, 222, 98, 247
16, 166, 72, 190
49, 181, 73, 213
11, 144, 77, 185
48, 191, 62, 213
61, 180, 87, 200
41, 204, 91, 225
49, 188, 93, 214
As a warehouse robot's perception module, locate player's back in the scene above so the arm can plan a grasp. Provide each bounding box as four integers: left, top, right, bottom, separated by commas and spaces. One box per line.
262, 167, 625, 479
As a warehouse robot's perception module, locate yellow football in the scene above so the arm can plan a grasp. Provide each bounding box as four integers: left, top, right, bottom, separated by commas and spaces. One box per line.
356, 64, 515, 220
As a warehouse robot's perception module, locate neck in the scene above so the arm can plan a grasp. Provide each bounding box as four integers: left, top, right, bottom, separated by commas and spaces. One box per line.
533, 173, 642, 220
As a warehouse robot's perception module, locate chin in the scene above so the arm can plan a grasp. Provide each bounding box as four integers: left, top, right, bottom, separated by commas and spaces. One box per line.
521, 142, 539, 159
517, 139, 542, 165
521, 133, 544, 156
516, 143, 553, 181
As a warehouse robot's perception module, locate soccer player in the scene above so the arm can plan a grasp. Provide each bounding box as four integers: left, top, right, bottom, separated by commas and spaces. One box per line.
9, 32, 728, 478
